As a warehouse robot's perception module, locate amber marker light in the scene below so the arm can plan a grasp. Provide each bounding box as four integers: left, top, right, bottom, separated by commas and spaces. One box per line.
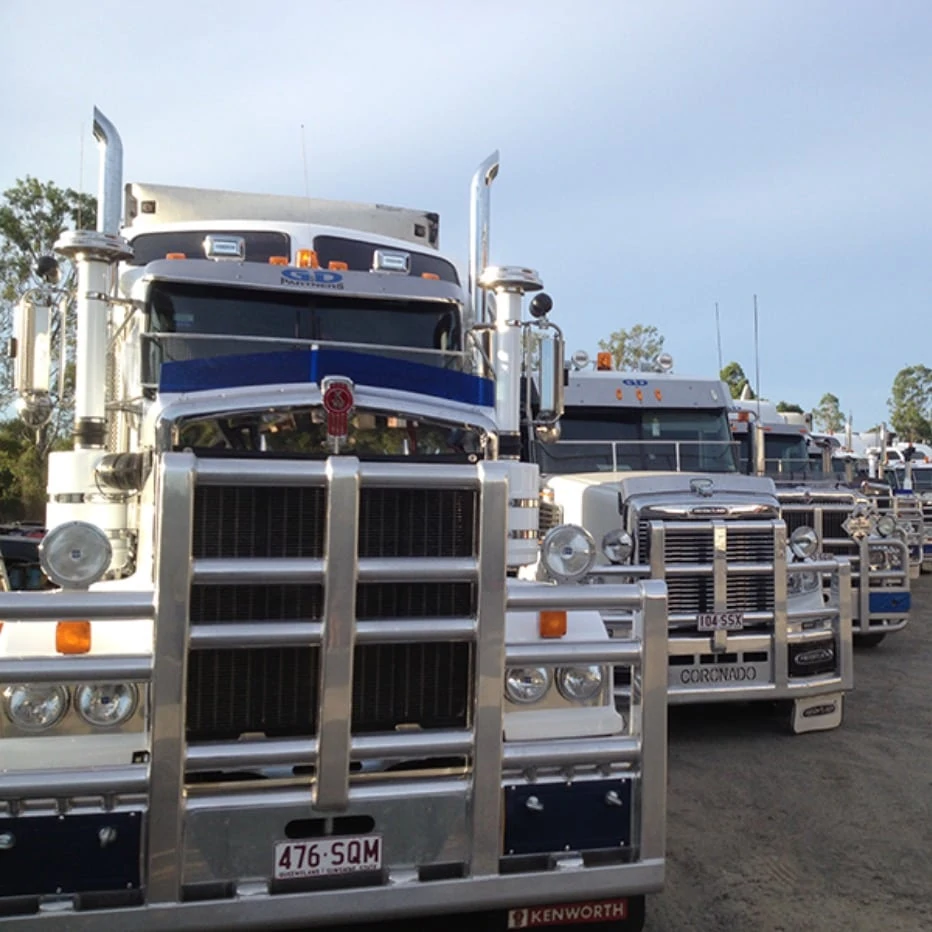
56, 621, 92, 654
539, 610, 567, 638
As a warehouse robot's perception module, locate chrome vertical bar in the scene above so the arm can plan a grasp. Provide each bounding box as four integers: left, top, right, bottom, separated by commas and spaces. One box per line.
712, 521, 728, 613
649, 521, 665, 584
836, 559, 854, 689
146, 452, 196, 904
857, 537, 871, 635
470, 461, 509, 876
313, 457, 361, 811
635, 579, 668, 863
772, 521, 789, 687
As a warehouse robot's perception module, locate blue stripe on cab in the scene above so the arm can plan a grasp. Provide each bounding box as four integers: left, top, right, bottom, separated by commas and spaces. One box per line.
159, 347, 495, 407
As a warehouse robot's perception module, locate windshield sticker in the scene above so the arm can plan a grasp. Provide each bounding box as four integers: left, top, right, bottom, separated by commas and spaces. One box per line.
280, 267, 345, 290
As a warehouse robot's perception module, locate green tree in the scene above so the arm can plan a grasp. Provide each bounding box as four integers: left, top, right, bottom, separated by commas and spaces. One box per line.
813, 392, 844, 434
776, 401, 804, 414
720, 361, 754, 400
598, 324, 665, 371
0, 418, 49, 521
888, 365, 932, 441
0, 177, 95, 457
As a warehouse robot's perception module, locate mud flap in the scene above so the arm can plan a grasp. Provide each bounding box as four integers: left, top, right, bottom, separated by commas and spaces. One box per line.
791, 692, 843, 734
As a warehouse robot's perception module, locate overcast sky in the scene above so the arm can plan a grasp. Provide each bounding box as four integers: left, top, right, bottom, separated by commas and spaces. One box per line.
2, 0, 930, 428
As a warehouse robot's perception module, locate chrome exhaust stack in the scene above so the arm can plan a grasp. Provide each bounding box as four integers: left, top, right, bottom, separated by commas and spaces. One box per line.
468, 151, 499, 328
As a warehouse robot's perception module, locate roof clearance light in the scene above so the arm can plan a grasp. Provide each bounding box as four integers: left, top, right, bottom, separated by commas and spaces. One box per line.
165, 252, 186, 260
268, 256, 289, 266
571, 350, 590, 370
421, 272, 440, 280
328, 261, 349, 271
596, 352, 613, 371
656, 353, 674, 371
296, 249, 319, 269
203, 235, 245, 261
737, 411, 750, 423
372, 249, 411, 274
654, 389, 663, 401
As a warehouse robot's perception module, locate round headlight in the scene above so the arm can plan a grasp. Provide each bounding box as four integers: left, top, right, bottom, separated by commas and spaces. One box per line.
556, 665, 604, 702
541, 524, 596, 582
505, 667, 552, 704
39, 521, 112, 589
789, 525, 818, 559
75, 684, 138, 728
876, 515, 896, 537
2, 684, 69, 732
602, 529, 633, 565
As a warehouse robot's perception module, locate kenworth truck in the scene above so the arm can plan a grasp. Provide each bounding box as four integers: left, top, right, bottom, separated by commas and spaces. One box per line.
731, 400, 912, 647
524, 355, 852, 734
0, 109, 669, 930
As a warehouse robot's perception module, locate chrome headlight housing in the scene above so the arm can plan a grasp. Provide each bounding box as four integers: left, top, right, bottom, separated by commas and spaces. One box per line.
541, 524, 596, 582
505, 667, 552, 704
875, 514, 897, 537
75, 684, 138, 728
601, 529, 633, 565
556, 665, 604, 702
789, 525, 819, 560
39, 521, 112, 589
2, 684, 69, 732
787, 570, 821, 595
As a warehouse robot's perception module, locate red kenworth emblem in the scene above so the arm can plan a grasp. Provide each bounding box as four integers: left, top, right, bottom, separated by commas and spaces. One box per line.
322, 378, 354, 438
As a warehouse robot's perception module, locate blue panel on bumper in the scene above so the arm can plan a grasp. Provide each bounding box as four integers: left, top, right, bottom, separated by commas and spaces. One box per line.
869, 591, 911, 614
0, 811, 142, 898
504, 779, 632, 856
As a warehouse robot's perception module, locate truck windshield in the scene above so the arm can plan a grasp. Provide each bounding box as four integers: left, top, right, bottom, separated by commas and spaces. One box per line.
736, 431, 813, 479
534, 407, 738, 474
144, 281, 464, 385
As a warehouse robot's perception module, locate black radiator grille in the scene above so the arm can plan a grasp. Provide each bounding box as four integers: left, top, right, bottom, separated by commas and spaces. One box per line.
782, 510, 810, 533
192, 486, 476, 558
822, 512, 849, 539
193, 486, 326, 558
186, 644, 471, 741
189, 582, 474, 623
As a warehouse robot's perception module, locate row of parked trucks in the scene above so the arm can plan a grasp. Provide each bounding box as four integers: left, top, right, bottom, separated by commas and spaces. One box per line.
0, 109, 915, 930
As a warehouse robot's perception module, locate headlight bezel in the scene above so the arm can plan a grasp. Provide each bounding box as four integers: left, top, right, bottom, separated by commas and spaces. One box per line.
38, 520, 112, 590
601, 529, 634, 565
789, 525, 819, 560
74, 683, 139, 728
540, 524, 596, 582
504, 667, 552, 705
787, 570, 821, 596
555, 665, 605, 702
875, 515, 897, 538
2, 684, 70, 733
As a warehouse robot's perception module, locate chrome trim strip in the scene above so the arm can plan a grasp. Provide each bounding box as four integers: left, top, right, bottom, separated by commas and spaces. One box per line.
312, 457, 360, 811
470, 461, 508, 876
0, 655, 152, 684
146, 452, 196, 904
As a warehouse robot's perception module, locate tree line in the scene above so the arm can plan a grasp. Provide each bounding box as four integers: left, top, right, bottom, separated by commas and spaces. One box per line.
0, 178, 930, 519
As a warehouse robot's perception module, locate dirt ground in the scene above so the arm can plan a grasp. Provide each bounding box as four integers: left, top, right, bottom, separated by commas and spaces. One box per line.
648, 573, 932, 932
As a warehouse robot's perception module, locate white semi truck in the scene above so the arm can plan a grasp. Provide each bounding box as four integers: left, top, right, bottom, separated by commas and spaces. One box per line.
731, 400, 913, 645
524, 355, 853, 734
0, 110, 669, 930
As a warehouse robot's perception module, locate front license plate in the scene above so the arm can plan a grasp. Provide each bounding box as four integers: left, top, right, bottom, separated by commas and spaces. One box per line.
697, 611, 744, 631
274, 835, 382, 880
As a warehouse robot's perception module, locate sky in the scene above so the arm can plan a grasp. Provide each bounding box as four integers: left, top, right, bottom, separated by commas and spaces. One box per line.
1, 0, 930, 430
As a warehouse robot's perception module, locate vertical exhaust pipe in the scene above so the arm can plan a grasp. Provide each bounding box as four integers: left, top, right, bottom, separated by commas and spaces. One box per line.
93, 107, 124, 236
468, 151, 499, 327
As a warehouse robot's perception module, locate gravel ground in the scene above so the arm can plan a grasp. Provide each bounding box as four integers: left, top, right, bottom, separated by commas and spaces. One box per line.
648, 573, 932, 932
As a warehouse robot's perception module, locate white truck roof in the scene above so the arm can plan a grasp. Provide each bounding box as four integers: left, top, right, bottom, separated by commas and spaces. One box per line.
124, 182, 440, 249
564, 369, 730, 410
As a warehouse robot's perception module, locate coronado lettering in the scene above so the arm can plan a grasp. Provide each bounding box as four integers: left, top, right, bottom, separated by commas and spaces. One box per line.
679, 666, 758, 684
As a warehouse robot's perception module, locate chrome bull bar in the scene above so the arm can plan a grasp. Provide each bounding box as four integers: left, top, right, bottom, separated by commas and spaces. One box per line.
0, 452, 668, 929
588, 518, 853, 704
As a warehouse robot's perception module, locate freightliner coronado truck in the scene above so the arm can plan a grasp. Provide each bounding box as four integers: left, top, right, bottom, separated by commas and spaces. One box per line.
731, 400, 912, 647
0, 110, 669, 931
523, 354, 852, 734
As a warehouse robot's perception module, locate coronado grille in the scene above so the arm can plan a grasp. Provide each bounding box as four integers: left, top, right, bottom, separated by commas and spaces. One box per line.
186, 643, 472, 741
637, 523, 776, 566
